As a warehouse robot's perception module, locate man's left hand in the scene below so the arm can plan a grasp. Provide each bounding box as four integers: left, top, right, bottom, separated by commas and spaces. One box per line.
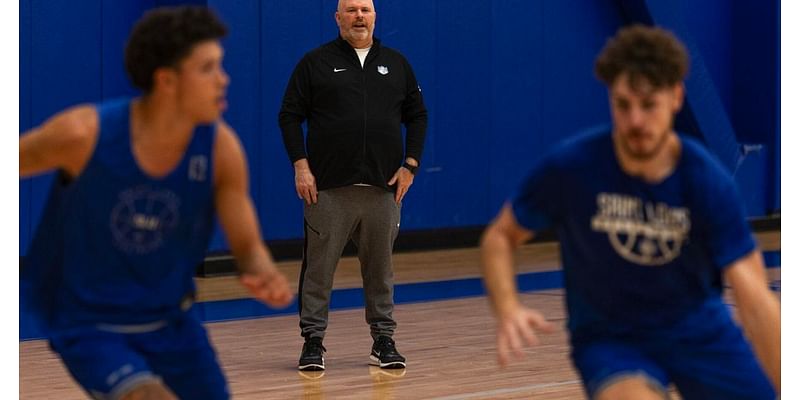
388, 166, 415, 204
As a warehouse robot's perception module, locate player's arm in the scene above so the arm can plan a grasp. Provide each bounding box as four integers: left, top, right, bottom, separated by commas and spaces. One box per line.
213, 121, 293, 308
19, 105, 98, 178
480, 203, 554, 366
724, 249, 780, 392
481, 204, 534, 315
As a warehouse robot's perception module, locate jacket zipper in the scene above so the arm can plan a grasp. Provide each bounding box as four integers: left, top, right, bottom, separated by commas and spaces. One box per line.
361, 54, 368, 177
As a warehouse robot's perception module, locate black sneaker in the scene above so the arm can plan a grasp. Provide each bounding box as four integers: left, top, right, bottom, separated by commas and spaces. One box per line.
298, 337, 326, 371
369, 335, 406, 369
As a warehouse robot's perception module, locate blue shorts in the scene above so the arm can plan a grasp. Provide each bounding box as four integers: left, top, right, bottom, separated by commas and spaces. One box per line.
571, 316, 775, 400
49, 312, 229, 400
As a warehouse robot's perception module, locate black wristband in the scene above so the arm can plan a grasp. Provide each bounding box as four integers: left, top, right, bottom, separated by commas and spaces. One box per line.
402, 161, 419, 175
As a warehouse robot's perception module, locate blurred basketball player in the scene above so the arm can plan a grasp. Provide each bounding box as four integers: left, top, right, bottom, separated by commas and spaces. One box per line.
480, 24, 779, 399
19, 6, 292, 399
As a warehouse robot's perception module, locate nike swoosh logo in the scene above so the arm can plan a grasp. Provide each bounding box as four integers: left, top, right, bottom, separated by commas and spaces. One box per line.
334, 68, 347, 72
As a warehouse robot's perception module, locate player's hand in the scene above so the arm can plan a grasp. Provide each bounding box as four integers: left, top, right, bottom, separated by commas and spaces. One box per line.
294, 163, 318, 205
387, 167, 414, 204
495, 306, 554, 367
240, 267, 294, 308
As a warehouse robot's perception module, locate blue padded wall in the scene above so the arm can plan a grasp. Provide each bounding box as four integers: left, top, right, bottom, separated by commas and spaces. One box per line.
23, 0, 103, 256
20, 0, 31, 255
257, 0, 327, 242
730, 0, 779, 213
431, 0, 492, 227
20, 0, 780, 256
618, 0, 779, 216
375, 0, 437, 230
206, 0, 262, 251
101, 0, 154, 100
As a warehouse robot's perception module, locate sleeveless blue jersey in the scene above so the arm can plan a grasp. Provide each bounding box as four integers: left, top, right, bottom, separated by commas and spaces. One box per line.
510, 128, 756, 345
23, 98, 217, 331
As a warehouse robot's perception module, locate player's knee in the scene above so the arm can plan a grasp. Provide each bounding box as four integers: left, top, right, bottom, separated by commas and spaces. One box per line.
595, 375, 667, 400
120, 382, 177, 400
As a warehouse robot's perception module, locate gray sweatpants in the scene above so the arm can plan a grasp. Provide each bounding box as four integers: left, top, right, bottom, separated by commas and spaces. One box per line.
299, 185, 401, 340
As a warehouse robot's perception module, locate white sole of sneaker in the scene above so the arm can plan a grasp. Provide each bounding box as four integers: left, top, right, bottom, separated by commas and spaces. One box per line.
369, 355, 406, 369
298, 364, 325, 371
298, 358, 325, 371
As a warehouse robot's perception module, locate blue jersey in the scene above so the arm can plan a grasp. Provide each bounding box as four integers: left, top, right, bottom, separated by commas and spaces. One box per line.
23, 98, 217, 331
511, 128, 756, 344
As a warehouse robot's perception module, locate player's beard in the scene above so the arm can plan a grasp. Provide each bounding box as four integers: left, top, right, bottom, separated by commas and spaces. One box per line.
618, 127, 671, 161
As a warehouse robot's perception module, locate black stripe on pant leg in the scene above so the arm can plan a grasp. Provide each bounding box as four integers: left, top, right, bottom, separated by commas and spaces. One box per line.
298, 219, 311, 337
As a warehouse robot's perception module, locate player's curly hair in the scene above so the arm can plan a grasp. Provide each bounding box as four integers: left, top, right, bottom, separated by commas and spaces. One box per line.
594, 24, 689, 89
125, 6, 227, 93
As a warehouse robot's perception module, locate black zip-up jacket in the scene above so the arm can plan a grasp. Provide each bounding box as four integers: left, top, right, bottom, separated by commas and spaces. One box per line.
278, 36, 428, 192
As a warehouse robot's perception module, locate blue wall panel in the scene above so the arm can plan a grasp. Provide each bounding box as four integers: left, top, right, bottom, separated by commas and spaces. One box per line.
731, 0, 778, 143
30, 0, 102, 116
26, 0, 103, 257
683, 0, 733, 115
488, 0, 544, 212
101, 0, 153, 100
623, 0, 739, 173
733, 145, 767, 215
208, 0, 261, 250
259, 0, 326, 241
432, 0, 492, 227
320, 0, 341, 42
485, 0, 622, 213
774, 0, 780, 212
773, 124, 780, 212
731, 0, 779, 214
156, 0, 205, 6
617, 0, 777, 216
19, 0, 780, 255
20, 0, 32, 255
539, 0, 621, 136
376, 0, 437, 230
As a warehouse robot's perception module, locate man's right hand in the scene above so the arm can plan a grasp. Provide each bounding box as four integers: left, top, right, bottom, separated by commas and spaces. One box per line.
294, 159, 318, 205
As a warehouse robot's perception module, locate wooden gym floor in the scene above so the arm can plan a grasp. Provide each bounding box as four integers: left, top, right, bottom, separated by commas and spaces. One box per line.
20, 232, 779, 399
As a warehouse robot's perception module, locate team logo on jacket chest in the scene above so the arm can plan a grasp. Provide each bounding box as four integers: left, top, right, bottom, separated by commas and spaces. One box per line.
109, 186, 180, 255
377, 65, 389, 75
590, 192, 690, 266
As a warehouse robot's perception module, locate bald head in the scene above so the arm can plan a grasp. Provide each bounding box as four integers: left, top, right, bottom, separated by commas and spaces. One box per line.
338, 0, 374, 11
335, 0, 376, 49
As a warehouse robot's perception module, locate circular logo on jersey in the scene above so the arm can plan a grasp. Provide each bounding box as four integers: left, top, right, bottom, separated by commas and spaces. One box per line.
109, 187, 181, 255
590, 192, 690, 266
